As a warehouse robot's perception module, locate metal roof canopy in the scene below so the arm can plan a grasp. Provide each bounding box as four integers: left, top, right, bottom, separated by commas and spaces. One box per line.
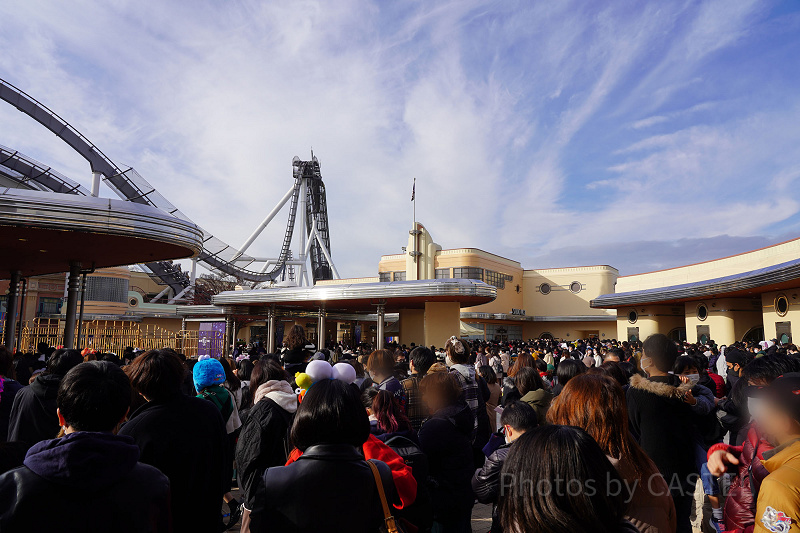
0, 188, 203, 278
211, 278, 497, 314
591, 257, 800, 308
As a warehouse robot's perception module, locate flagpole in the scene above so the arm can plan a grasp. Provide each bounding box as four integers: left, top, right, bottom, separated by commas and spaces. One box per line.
412, 178, 417, 279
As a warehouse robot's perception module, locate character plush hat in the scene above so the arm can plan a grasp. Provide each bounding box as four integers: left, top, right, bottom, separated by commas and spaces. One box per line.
295, 361, 357, 400
193, 357, 225, 391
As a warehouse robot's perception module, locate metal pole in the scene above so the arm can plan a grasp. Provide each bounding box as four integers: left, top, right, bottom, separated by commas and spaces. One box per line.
3, 270, 21, 349
63, 262, 81, 349
76, 272, 87, 349
267, 304, 276, 354
233, 184, 296, 260
91, 171, 102, 197
376, 303, 385, 351
314, 229, 340, 279
16, 278, 26, 351
298, 176, 307, 286
317, 305, 326, 351
225, 315, 233, 357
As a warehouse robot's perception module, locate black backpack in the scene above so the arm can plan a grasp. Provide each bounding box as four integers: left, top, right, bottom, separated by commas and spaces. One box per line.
383, 435, 433, 532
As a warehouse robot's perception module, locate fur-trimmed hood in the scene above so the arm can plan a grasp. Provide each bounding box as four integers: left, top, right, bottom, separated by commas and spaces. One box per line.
629, 374, 692, 399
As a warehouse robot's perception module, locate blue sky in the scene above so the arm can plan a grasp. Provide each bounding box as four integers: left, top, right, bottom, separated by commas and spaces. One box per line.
1, 0, 800, 277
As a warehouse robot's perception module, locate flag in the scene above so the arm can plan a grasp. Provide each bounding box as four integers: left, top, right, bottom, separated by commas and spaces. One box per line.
411, 179, 415, 202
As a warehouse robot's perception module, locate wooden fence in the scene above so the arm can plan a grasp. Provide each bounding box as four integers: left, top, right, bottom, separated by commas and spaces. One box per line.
3, 319, 223, 358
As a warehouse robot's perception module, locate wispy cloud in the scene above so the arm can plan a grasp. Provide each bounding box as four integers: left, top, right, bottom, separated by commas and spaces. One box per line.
1, 0, 799, 277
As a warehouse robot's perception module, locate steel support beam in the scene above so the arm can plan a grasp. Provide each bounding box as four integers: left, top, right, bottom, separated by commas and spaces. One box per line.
3, 270, 20, 349
317, 304, 326, 351
233, 184, 296, 261
63, 262, 81, 349
376, 303, 386, 350
267, 304, 276, 354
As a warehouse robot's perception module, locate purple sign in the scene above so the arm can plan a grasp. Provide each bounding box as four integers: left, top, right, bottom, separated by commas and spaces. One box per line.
198, 321, 225, 359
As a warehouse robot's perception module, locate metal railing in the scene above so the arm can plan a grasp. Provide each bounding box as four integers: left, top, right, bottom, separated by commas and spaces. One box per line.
2, 319, 223, 358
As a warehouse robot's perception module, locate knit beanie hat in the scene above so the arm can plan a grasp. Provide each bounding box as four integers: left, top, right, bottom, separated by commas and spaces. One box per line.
193, 358, 225, 391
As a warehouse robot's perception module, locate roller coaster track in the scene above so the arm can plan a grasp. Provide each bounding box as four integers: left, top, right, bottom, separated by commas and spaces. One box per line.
0, 78, 334, 290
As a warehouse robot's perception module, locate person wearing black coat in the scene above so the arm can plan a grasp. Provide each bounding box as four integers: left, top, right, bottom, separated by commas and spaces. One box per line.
0, 361, 170, 533
249, 379, 398, 533
7, 348, 83, 448
236, 377, 297, 511
119, 349, 227, 533
626, 335, 697, 533
419, 372, 475, 533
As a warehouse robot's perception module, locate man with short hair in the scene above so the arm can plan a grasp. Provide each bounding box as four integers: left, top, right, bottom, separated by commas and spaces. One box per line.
472, 401, 539, 533
7, 348, 83, 448
748, 373, 800, 533
0, 361, 170, 532
627, 334, 698, 533
403, 346, 436, 431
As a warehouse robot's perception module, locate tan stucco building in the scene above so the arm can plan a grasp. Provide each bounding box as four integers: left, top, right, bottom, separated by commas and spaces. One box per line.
376, 223, 619, 343
592, 237, 800, 346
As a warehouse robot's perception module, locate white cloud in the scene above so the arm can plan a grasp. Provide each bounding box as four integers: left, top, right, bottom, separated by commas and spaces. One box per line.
0, 0, 798, 279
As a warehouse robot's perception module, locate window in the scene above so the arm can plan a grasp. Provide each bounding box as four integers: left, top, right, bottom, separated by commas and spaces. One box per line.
697, 304, 708, 321
453, 267, 483, 281
776, 295, 789, 316
569, 281, 582, 294
435, 268, 450, 279
37, 297, 62, 316
393, 271, 406, 281
539, 283, 551, 295
379, 272, 391, 282
627, 309, 638, 324
485, 270, 513, 289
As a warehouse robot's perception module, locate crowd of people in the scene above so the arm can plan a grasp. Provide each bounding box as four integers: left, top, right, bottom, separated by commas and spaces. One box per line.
0, 326, 799, 533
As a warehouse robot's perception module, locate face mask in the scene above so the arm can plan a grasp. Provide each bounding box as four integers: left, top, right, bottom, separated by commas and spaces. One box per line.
445, 355, 454, 367
727, 368, 739, 380
640, 356, 652, 376
747, 397, 764, 421
685, 373, 700, 386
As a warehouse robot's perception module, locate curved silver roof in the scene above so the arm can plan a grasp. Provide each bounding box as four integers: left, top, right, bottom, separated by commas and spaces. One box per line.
212, 278, 497, 312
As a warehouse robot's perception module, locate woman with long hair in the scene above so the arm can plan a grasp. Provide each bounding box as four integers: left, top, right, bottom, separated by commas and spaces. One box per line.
502, 352, 536, 406
547, 374, 676, 533
514, 367, 552, 425
500, 425, 640, 533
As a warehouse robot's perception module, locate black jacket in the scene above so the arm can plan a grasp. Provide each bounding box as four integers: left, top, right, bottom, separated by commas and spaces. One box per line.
0, 379, 23, 444
418, 401, 475, 522
119, 393, 226, 533
627, 375, 698, 493
0, 432, 170, 532
250, 444, 397, 533
235, 396, 295, 509
472, 443, 512, 533
7, 374, 62, 448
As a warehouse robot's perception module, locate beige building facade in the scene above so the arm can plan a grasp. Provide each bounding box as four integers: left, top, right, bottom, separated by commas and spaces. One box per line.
592, 237, 800, 346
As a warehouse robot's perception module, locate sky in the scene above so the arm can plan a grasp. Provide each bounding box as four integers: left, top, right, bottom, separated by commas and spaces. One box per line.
1, 0, 800, 278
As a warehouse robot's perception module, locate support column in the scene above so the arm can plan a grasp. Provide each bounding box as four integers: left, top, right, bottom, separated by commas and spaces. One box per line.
63, 262, 81, 349
76, 272, 88, 350
225, 315, 233, 357
376, 302, 386, 350
91, 171, 102, 197
317, 304, 326, 350
16, 278, 27, 351
267, 304, 276, 354
3, 270, 21, 349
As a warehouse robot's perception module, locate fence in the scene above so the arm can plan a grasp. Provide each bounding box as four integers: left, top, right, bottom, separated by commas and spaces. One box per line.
3, 319, 224, 358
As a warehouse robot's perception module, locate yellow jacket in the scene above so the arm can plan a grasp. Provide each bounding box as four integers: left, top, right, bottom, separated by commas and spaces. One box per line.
756, 439, 800, 532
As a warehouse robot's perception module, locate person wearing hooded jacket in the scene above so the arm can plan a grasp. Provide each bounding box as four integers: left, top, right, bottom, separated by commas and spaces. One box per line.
627, 334, 698, 533
0, 361, 170, 533
7, 348, 83, 448
236, 360, 297, 524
